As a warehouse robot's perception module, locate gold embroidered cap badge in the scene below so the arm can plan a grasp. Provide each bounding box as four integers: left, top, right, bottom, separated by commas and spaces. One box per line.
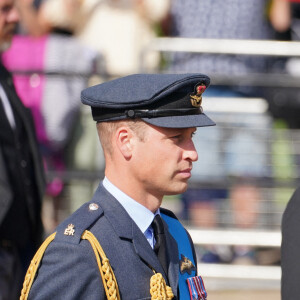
190, 84, 206, 107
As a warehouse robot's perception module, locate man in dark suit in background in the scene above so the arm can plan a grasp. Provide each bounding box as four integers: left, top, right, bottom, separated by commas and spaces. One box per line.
0, 1, 45, 299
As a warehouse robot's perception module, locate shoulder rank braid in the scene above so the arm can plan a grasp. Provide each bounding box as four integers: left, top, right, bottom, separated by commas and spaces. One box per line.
19, 231, 174, 300
20, 232, 56, 300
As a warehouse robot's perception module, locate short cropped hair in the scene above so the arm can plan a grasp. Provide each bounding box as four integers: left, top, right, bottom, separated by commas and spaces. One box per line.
96, 120, 147, 156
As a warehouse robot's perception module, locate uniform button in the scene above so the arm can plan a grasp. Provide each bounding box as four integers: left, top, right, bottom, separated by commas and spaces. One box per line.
21, 160, 27, 168
89, 203, 99, 211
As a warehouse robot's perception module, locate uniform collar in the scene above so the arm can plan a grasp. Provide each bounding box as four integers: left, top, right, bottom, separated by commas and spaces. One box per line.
102, 177, 159, 234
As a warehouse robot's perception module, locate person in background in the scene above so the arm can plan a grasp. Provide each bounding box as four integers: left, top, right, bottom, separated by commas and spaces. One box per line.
0, 1, 45, 299
166, 0, 276, 264
2, 0, 103, 233
16, 0, 170, 76
281, 186, 300, 299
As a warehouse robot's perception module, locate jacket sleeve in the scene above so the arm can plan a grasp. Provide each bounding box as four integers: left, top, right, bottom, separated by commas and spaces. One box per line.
28, 239, 105, 300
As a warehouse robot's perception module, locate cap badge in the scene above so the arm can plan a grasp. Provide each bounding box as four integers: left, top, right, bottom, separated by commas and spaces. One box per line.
190, 84, 206, 107
179, 254, 196, 274
64, 224, 75, 236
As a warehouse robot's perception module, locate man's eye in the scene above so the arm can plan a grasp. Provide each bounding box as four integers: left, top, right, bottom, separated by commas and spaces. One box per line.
170, 135, 181, 139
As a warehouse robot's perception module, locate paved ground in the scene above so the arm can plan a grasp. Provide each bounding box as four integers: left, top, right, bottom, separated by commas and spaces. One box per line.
208, 290, 280, 300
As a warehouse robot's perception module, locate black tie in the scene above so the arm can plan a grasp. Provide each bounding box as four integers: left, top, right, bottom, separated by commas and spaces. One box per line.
152, 214, 169, 277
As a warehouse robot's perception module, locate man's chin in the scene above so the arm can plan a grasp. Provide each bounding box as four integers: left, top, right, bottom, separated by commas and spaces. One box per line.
165, 183, 189, 196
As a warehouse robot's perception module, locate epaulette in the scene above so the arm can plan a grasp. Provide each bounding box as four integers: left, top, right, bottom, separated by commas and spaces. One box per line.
54, 201, 104, 245
19, 200, 121, 300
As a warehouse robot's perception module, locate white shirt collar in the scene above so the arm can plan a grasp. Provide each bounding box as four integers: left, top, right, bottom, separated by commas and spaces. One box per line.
102, 177, 158, 234
0, 83, 16, 128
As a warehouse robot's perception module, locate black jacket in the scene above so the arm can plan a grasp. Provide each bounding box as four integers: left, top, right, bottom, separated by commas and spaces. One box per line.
0, 61, 45, 248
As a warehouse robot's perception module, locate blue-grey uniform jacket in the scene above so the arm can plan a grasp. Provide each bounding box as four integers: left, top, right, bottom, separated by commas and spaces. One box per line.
28, 183, 197, 299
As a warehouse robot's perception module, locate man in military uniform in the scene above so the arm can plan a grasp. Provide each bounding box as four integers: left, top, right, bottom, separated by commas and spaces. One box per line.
25, 73, 214, 299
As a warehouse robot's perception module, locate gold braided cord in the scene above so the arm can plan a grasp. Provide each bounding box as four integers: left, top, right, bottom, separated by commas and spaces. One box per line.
81, 230, 120, 300
19, 229, 172, 300
19, 232, 57, 300
150, 273, 174, 300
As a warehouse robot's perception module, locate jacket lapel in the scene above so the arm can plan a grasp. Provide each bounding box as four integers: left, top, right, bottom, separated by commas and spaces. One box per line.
95, 185, 166, 278
132, 224, 166, 276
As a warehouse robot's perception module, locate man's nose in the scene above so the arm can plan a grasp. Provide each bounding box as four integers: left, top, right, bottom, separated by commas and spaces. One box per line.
183, 140, 198, 162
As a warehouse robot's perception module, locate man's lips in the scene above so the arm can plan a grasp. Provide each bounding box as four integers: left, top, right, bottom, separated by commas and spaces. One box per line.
178, 168, 192, 178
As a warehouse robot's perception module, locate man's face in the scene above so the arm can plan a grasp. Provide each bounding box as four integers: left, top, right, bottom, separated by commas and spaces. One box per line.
0, 0, 18, 50
131, 124, 198, 199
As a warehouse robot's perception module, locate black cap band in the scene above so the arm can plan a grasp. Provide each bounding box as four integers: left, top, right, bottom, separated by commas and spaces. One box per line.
93, 107, 203, 122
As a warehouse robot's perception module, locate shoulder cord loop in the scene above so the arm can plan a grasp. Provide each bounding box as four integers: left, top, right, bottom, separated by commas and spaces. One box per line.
20, 232, 56, 300
19, 230, 173, 300
19, 230, 120, 300
81, 230, 120, 300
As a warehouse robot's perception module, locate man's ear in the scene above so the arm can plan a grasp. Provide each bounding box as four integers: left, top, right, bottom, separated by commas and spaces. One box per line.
115, 126, 133, 160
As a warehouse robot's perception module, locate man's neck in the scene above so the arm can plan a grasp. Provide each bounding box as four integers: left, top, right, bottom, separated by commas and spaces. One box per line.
105, 172, 162, 213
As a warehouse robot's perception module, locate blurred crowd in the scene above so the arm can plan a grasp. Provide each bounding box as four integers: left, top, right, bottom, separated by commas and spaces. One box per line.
1, 0, 300, 287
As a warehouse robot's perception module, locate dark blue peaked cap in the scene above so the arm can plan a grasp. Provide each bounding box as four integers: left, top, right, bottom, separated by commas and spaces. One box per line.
81, 73, 215, 128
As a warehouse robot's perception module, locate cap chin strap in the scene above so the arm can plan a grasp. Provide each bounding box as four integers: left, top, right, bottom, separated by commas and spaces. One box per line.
125, 107, 202, 119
